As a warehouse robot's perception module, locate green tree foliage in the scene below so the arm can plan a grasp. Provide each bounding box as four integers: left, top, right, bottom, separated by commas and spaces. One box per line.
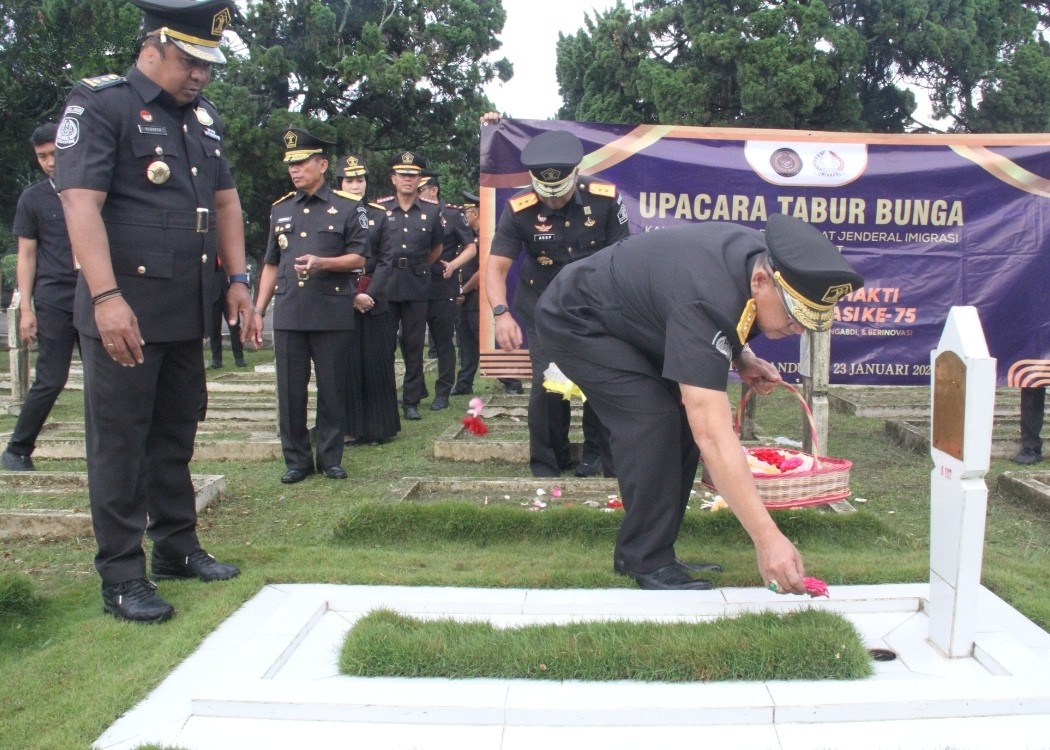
0, 0, 510, 257
556, 0, 1050, 134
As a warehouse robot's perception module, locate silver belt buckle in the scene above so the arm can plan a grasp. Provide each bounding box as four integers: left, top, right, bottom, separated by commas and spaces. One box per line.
196, 208, 209, 233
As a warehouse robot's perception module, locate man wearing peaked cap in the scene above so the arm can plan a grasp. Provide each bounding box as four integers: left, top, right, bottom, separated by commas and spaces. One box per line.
376, 149, 444, 421
534, 214, 863, 593
129, 0, 236, 65
253, 129, 369, 486
451, 191, 484, 396
54, 0, 252, 623
486, 126, 629, 480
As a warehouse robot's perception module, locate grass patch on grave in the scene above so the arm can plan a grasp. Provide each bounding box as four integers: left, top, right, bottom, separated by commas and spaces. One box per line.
340, 607, 873, 682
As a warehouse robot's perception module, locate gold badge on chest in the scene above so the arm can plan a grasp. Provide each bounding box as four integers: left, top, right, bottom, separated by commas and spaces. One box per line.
147, 160, 170, 184
195, 107, 214, 126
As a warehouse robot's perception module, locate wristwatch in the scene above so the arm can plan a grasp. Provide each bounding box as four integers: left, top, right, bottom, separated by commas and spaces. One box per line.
228, 272, 251, 287
492, 304, 509, 316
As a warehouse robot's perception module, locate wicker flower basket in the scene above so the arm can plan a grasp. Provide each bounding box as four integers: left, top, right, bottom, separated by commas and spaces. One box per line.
701, 382, 852, 509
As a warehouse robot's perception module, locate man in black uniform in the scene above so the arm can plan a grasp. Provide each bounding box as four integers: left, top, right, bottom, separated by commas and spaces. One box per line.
451, 191, 482, 396
485, 129, 628, 478
374, 152, 443, 421
55, 0, 254, 623
2, 123, 78, 472
252, 129, 368, 484
419, 172, 476, 409
536, 214, 864, 591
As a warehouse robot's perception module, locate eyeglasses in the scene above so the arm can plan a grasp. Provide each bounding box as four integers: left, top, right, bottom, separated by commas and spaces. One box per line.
174, 51, 212, 74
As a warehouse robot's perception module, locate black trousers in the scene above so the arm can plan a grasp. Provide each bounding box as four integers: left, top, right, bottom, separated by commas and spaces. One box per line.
1020, 386, 1045, 453
388, 299, 428, 406
426, 296, 457, 400
454, 296, 479, 390
274, 328, 350, 472
539, 335, 698, 573
82, 336, 204, 585
7, 302, 78, 456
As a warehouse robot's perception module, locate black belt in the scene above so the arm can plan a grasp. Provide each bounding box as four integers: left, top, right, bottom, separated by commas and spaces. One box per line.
395, 257, 423, 268
102, 207, 214, 233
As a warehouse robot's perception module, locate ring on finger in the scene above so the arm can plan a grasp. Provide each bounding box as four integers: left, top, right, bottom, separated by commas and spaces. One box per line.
767, 580, 779, 593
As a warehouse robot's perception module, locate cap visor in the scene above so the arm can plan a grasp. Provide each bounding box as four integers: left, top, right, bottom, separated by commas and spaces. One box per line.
530, 173, 575, 199
171, 38, 226, 65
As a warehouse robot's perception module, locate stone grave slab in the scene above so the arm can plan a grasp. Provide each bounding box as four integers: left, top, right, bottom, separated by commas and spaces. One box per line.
885, 416, 1021, 459
997, 471, 1050, 511
830, 385, 1021, 419
0, 472, 225, 540
432, 421, 583, 463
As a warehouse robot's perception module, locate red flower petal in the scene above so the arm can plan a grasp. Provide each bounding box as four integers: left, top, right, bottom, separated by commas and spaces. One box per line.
462, 416, 488, 436
804, 576, 829, 597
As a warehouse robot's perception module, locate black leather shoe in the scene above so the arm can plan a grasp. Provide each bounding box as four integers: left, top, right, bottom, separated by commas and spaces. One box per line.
209, 359, 223, 369
1, 449, 35, 471
450, 385, 473, 396
323, 465, 348, 479
152, 549, 240, 582
614, 557, 723, 576
430, 397, 449, 411
574, 455, 602, 477
403, 405, 421, 420
102, 578, 175, 623
281, 467, 312, 484
504, 383, 525, 395
1013, 449, 1042, 465
235, 358, 248, 367
627, 563, 714, 590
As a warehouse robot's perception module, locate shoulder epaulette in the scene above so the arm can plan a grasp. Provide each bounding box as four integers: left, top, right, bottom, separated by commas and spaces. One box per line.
375, 195, 395, 204
510, 192, 539, 212
333, 189, 361, 202
418, 196, 439, 206
79, 74, 126, 91
368, 201, 385, 211
587, 181, 618, 198
272, 191, 296, 206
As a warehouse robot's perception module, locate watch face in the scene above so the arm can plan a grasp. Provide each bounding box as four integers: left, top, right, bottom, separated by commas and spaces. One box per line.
493, 304, 508, 316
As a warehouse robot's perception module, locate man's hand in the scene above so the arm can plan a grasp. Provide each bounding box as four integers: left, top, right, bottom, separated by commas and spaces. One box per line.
225, 280, 258, 348
735, 348, 781, 395
95, 296, 144, 366
18, 309, 38, 345
493, 312, 523, 351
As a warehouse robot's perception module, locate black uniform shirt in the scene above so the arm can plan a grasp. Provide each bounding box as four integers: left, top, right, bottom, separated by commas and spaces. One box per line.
490, 174, 630, 294
55, 66, 235, 341
357, 202, 394, 314
537, 222, 765, 391
263, 184, 369, 331
430, 203, 473, 300
12, 179, 77, 311
374, 194, 444, 302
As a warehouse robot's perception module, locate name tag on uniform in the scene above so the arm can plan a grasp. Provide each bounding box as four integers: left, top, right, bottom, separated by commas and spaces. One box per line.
532, 233, 555, 242
138, 125, 168, 136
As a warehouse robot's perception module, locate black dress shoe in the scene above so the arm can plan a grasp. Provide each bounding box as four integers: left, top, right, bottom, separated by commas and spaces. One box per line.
235, 358, 248, 367
1013, 449, 1042, 465
627, 563, 714, 590
281, 467, 312, 484
209, 359, 223, 369
1, 449, 35, 471
152, 549, 240, 582
614, 557, 723, 576
102, 578, 175, 623
450, 385, 473, 396
323, 465, 348, 479
403, 405, 421, 420
504, 383, 525, 395
430, 396, 449, 411
574, 455, 602, 477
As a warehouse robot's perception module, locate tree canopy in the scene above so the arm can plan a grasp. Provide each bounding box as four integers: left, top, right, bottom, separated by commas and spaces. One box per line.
556, 0, 1050, 134
0, 0, 511, 260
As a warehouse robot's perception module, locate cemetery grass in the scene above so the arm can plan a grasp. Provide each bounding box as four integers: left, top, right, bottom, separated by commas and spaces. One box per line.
0, 354, 1048, 748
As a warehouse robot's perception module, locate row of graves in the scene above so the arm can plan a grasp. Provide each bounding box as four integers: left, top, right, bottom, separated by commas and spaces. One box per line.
3, 310, 1049, 540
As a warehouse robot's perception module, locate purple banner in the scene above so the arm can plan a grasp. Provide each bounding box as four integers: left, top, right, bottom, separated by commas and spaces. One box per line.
480, 121, 1050, 385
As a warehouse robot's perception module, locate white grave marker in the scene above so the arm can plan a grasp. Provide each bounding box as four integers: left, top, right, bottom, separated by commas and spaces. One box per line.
927, 306, 996, 657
